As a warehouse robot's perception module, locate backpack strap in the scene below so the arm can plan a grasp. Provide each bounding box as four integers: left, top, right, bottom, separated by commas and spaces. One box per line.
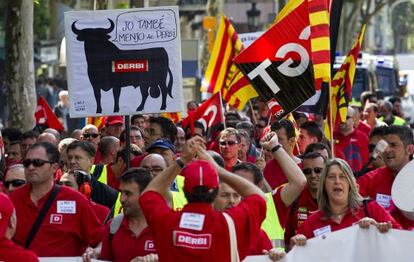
25, 184, 61, 249
223, 212, 240, 262
109, 214, 124, 243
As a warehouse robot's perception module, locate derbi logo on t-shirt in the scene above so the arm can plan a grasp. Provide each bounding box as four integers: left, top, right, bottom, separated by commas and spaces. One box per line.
173, 231, 211, 249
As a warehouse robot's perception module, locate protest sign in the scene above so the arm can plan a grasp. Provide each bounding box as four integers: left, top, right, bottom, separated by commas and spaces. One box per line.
65, 7, 183, 117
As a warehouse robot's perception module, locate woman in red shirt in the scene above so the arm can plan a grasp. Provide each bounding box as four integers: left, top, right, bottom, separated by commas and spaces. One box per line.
291, 158, 400, 247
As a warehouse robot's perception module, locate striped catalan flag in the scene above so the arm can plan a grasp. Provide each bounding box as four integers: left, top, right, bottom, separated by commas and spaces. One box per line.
308, 0, 331, 88
324, 25, 366, 140
87, 116, 107, 130
161, 112, 181, 124
202, 15, 258, 110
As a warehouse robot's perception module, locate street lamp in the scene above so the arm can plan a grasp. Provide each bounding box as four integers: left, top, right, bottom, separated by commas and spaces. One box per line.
246, 2, 261, 32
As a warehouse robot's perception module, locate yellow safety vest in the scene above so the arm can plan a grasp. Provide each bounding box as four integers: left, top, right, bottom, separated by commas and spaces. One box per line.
175, 175, 185, 192
172, 191, 187, 210
262, 192, 285, 249
90, 164, 108, 185
113, 192, 122, 216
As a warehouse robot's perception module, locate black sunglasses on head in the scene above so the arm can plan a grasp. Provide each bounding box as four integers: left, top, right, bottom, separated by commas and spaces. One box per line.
23, 158, 54, 168
3, 179, 26, 188
303, 167, 323, 175
83, 133, 99, 139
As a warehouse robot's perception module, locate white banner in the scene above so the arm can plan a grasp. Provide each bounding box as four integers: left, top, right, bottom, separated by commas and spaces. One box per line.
65, 7, 183, 117
244, 226, 414, 262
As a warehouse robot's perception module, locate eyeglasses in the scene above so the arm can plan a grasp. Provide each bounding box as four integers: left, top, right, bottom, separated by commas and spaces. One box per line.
83, 133, 99, 139
143, 166, 164, 173
303, 167, 323, 175
130, 135, 142, 140
23, 158, 54, 168
219, 140, 239, 146
3, 179, 26, 188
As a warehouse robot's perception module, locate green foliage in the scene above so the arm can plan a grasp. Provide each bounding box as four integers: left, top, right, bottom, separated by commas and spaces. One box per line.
33, 0, 50, 40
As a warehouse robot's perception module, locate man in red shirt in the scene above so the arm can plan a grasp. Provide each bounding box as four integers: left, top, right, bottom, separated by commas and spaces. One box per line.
84, 168, 157, 262
0, 193, 38, 262
218, 127, 242, 171
263, 119, 302, 189
358, 125, 414, 212
10, 142, 105, 257
333, 106, 369, 173
284, 152, 325, 246
140, 136, 266, 261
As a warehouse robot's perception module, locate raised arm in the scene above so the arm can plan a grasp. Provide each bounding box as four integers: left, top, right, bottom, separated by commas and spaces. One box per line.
142, 136, 201, 195
196, 146, 265, 199
260, 132, 306, 206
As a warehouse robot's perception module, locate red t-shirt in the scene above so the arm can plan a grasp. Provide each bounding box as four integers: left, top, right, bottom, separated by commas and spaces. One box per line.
333, 129, 369, 172
140, 191, 266, 262
106, 164, 120, 191
248, 229, 272, 255
284, 186, 318, 245
391, 208, 414, 231
0, 238, 39, 262
357, 167, 396, 211
91, 201, 110, 224
10, 184, 105, 257
297, 201, 401, 239
100, 217, 156, 262
264, 159, 303, 189
357, 121, 372, 138
271, 186, 291, 229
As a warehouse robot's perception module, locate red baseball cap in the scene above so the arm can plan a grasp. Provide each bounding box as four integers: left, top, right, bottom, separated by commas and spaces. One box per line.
182, 160, 219, 193
0, 193, 14, 236
106, 116, 124, 126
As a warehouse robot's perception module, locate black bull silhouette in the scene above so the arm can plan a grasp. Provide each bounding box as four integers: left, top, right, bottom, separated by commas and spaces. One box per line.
72, 19, 173, 113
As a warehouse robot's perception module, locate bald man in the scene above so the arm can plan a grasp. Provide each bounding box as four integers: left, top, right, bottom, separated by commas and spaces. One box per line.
140, 153, 168, 178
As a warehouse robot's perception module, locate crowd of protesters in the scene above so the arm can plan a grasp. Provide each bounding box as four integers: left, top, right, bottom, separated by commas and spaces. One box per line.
0, 90, 413, 261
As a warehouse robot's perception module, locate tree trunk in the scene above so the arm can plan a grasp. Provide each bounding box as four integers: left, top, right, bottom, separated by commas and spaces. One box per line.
5, 0, 36, 131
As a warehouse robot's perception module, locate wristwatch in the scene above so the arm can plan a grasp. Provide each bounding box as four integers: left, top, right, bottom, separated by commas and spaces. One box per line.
271, 144, 282, 153
176, 158, 186, 169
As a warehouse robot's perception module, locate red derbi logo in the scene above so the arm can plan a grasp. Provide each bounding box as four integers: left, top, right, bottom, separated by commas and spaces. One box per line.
112, 60, 148, 73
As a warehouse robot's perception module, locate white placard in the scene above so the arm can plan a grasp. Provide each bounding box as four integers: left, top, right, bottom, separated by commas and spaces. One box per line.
65, 7, 183, 117
243, 226, 414, 262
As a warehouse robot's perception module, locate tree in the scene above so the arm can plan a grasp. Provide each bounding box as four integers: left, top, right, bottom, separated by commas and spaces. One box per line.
391, 1, 414, 53
338, 0, 396, 53
5, 0, 36, 131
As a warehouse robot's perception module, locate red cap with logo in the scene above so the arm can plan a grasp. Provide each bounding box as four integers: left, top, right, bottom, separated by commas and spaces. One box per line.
0, 193, 14, 237
182, 160, 219, 193
106, 116, 124, 126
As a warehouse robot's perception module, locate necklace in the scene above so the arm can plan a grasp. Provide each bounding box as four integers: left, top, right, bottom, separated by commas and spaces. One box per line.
331, 207, 348, 222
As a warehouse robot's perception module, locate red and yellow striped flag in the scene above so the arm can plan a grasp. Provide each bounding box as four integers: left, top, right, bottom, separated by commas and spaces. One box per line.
86, 116, 107, 130
161, 112, 181, 124
202, 15, 258, 110
324, 25, 366, 140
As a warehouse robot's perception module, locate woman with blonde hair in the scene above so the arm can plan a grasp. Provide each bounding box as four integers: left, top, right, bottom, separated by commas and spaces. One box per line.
291, 158, 401, 247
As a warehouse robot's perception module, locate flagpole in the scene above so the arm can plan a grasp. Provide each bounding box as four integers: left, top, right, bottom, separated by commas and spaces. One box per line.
329, 84, 335, 159
218, 90, 226, 129
248, 100, 257, 125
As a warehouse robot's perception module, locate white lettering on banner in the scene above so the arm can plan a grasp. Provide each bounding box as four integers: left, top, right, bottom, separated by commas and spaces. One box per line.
247, 26, 310, 95
248, 59, 280, 94
179, 212, 205, 231
57, 201, 76, 214
313, 225, 331, 237
199, 105, 218, 132
144, 240, 156, 251
376, 194, 392, 209
173, 231, 211, 249
50, 214, 63, 224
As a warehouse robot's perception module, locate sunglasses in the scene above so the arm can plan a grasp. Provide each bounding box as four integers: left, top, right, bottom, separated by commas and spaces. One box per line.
303, 167, 323, 175
83, 133, 99, 139
3, 179, 26, 188
23, 158, 54, 168
219, 140, 239, 146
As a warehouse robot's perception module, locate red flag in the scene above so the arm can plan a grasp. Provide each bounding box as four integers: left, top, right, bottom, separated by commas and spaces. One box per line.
182, 93, 223, 135
35, 96, 64, 132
